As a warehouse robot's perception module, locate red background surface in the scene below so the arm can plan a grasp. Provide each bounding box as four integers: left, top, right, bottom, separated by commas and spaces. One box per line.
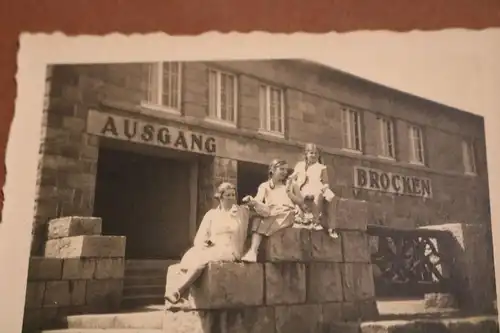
1, 0, 500, 219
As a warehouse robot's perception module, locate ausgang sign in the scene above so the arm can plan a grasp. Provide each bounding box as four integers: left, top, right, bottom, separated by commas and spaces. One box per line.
86, 110, 217, 155
354, 166, 432, 198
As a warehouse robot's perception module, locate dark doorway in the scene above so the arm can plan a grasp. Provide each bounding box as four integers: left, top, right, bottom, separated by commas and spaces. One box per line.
237, 161, 268, 203
93, 147, 192, 260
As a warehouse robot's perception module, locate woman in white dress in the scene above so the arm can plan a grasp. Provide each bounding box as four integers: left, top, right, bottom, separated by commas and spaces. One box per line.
240, 159, 298, 262
164, 182, 250, 304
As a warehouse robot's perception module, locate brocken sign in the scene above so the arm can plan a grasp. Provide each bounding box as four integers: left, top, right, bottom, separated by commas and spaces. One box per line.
86, 110, 217, 155
354, 166, 432, 198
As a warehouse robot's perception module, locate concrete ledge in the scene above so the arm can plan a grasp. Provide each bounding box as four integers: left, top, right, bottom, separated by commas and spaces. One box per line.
44, 235, 126, 258
47, 216, 102, 239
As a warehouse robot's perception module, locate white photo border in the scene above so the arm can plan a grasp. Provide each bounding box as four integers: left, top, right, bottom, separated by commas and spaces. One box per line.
2, 30, 500, 332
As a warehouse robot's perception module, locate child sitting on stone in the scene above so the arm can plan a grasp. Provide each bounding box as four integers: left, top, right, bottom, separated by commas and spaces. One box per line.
289, 143, 338, 238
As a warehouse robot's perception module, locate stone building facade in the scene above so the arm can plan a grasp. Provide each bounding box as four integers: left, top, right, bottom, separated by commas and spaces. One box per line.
32, 59, 491, 261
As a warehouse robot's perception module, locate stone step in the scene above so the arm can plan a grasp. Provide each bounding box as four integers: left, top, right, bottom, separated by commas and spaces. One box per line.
40, 328, 163, 333
124, 276, 166, 287
121, 294, 164, 308
360, 315, 499, 333
123, 285, 165, 298
125, 268, 167, 278
61, 311, 163, 330
125, 259, 177, 271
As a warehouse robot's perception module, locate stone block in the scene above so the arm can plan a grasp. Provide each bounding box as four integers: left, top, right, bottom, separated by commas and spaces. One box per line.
163, 307, 275, 333
358, 299, 379, 320
69, 280, 87, 306
163, 309, 212, 333
43, 281, 71, 307
44, 235, 126, 258
307, 263, 343, 302
22, 308, 58, 333
25, 282, 46, 309
94, 258, 125, 279
28, 257, 63, 280
166, 262, 264, 310
47, 216, 102, 239
341, 302, 360, 321
342, 231, 370, 263
321, 302, 343, 325
275, 304, 323, 333
264, 226, 311, 262
341, 263, 375, 302
62, 258, 96, 279
265, 262, 306, 305
86, 279, 123, 312
422, 223, 496, 313
311, 229, 343, 262
336, 198, 368, 231
324, 322, 360, 333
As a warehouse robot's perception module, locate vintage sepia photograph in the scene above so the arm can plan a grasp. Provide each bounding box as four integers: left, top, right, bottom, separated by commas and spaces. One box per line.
3, 32, 500, 333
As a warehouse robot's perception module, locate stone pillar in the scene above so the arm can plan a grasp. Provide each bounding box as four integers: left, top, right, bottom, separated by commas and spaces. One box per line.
23, 216, 126, 332
422, 223, 496, 314
33, 65, 100, 256
163, 198, 377, 333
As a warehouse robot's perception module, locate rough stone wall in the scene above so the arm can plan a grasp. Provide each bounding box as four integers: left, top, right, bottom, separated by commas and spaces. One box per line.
23, 216, 126, 332
163, 199, 377, 333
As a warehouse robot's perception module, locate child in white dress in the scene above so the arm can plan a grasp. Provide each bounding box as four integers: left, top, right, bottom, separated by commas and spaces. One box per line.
291, 143, 338, 238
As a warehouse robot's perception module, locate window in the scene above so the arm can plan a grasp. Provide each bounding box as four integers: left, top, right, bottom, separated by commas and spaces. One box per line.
379, 117, 396, 159
259, 84, 285, 135
341, 107, 362, 152
409, 125, 425, 164
145, 62, 182, 112
462, 139, 477, 174
208, 69, 238, 125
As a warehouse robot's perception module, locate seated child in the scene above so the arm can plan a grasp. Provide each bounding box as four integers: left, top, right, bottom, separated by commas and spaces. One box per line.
290, 143, 338, 238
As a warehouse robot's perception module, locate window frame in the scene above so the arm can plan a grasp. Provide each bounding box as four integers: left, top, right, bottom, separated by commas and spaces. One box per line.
409, 124, 426, 165
141, 61, 183, 115
206, 68, 239, 128
341, 107, 363, 153
258, 83, 286, 137
378, 116, 396, 160
462, 139, 477, 175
